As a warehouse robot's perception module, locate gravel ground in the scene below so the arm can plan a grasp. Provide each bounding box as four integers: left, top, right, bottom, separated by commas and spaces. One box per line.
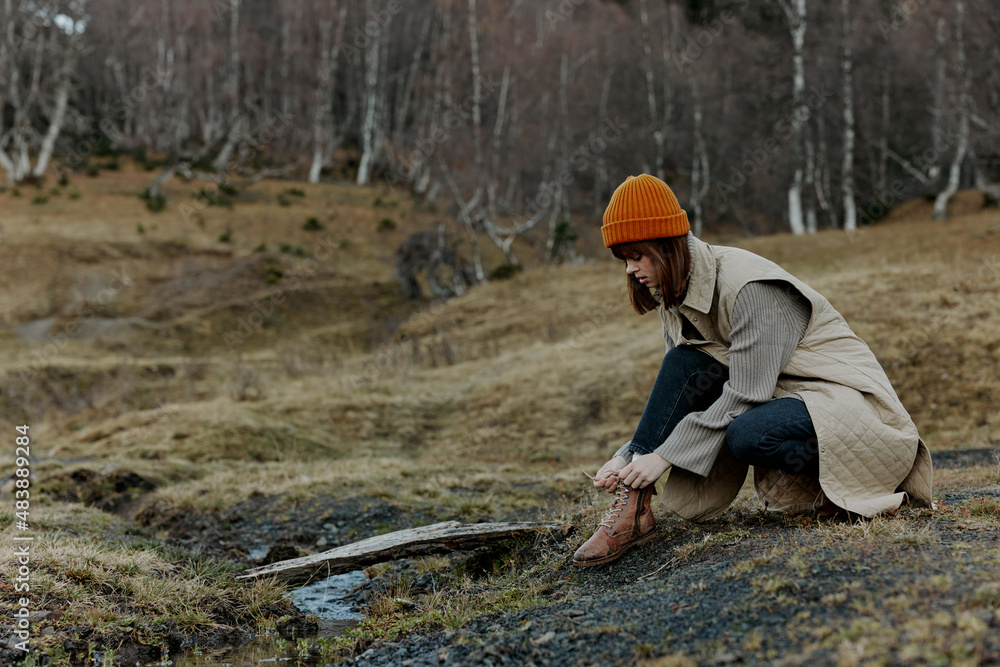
332, 487, 1000, 666
153, 473, 998, 666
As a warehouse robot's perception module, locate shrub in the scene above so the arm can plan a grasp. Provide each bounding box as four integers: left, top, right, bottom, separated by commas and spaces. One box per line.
219, 228, 233, 243
377, 217, 396, 232
286, 188, 306, 198
31, 195, 48, 205
303, 217, 324, 231
253, 242, 267, 253
137, 223, 145, 235
278, 242, 307, 257
489, 263, 523, 281
142, 191, 167, 213
58, 173, 70, 187
277, 195, 292, 207
263, 264, 284, 284
218, 182, 239, 197
87, 165, 100, 177
196, 189, 234, 209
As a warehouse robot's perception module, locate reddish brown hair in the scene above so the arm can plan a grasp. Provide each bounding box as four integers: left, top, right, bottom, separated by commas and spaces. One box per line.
610, 236, 691, 314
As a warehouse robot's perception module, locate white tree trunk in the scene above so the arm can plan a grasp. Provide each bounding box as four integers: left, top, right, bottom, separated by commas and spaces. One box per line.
467, 0, 483, 170
31, 80, 70, 179
356, 0, 381, 186
929, 17, 947, 182
841, 0, 857, 232
308, 3, 346, 184
805, 132, 818, 234
0, 0, 14, 184
933, 0, 968, 221
309, 14, 334, 184
783, 0, 808, 235
639, 0, 665, 180
213, 0, 242, 172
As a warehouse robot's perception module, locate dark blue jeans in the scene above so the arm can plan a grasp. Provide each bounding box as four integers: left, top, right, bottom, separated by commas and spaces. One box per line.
629, 346, 820, 477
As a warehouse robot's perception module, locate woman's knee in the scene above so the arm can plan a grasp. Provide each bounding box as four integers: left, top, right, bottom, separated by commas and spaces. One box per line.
725, 416, 756, 463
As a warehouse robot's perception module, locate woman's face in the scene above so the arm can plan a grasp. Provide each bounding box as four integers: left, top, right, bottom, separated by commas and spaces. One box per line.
625, 253, 658, 288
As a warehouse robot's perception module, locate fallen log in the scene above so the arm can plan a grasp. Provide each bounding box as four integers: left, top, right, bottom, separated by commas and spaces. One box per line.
237, 520, 565, 585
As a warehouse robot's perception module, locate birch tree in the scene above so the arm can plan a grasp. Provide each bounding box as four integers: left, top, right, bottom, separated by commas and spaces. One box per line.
778, 0, 808, 235
356, 0, 383, 186
212, 0, 243, 171
932, 0, 969, 221
840, 0, 857, 231
308, 1, 347, 183
0, 0, 87, 184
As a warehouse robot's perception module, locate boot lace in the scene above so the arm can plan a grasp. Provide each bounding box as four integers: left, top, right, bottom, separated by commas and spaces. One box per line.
597, 476, 631, 529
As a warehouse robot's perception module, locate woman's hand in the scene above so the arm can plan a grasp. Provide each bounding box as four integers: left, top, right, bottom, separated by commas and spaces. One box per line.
618, 453, 672, 489
592, 455, 629, 493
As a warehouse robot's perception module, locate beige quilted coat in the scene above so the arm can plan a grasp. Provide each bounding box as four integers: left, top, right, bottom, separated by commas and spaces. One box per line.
658, 236, 934, 519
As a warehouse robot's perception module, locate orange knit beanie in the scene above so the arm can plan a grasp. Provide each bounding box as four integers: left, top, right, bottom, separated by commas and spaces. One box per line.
601, 174, 690, 247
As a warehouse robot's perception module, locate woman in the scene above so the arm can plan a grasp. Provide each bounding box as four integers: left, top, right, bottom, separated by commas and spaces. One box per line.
573, 174, 933, 567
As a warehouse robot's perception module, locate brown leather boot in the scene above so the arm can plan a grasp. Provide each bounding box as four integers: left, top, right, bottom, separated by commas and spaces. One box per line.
572, 479, 657, 567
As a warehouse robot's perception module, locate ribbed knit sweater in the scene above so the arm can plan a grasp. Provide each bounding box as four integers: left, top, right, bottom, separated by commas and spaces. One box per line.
615, 280, 812, 476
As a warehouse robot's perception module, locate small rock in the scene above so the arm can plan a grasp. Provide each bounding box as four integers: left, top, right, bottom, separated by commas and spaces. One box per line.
40, 627, 55, 636
563, 609, 586, 618
316, 537, 328, 548
531, 631, 556, 645
712, 651, 743, 664
360, 648, 376, 658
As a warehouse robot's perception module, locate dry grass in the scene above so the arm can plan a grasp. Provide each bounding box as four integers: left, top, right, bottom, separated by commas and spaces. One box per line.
0, 503, 295, 650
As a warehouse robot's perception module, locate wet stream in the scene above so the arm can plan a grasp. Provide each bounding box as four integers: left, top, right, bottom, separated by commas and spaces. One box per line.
170, 551, 367, 667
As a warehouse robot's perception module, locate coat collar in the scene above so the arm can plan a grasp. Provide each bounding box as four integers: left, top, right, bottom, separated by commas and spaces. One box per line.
680, 233, 716, 315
